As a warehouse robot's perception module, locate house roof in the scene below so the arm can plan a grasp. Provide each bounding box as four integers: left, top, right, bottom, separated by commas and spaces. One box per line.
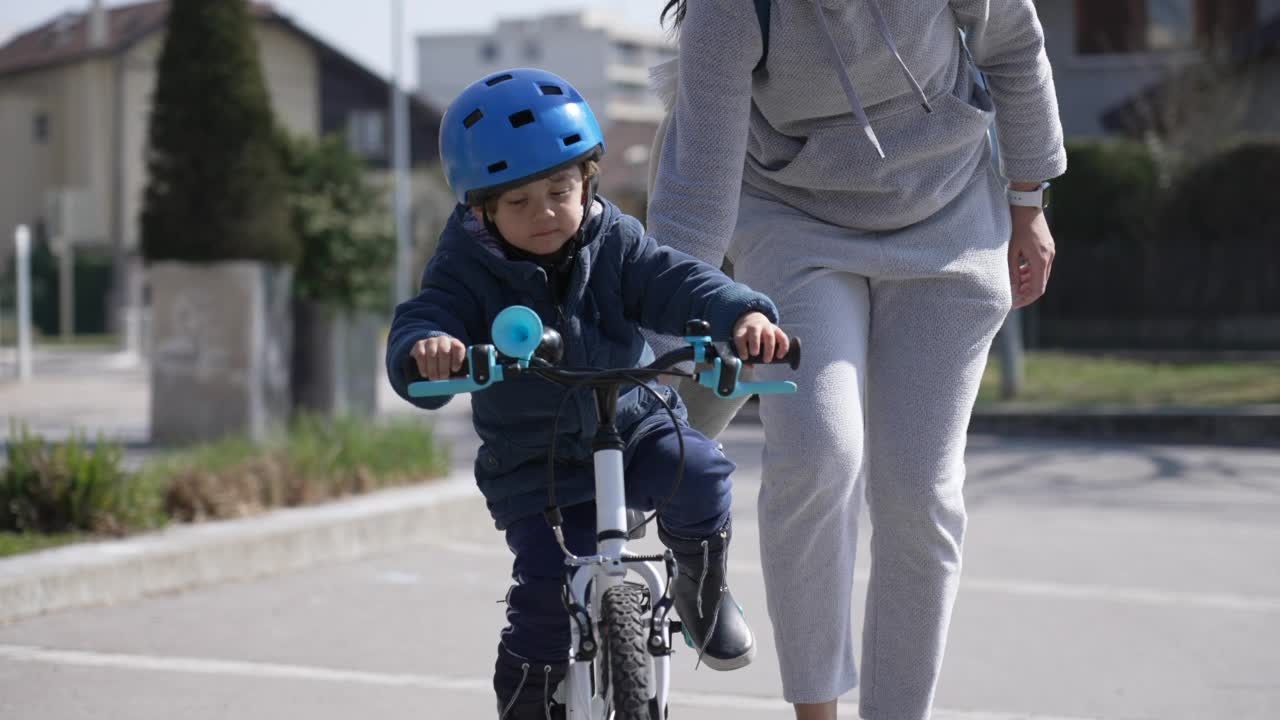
0, 0, 440, 126
1100, 13, 1280, 134
0, 1, 273, 77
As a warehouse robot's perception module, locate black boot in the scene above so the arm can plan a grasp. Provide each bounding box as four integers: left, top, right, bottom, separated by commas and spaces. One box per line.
494, 644, 567, 719
659, 519, 755, 670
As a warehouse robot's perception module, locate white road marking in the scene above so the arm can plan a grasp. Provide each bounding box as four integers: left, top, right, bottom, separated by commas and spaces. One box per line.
0, 644, 1100, 720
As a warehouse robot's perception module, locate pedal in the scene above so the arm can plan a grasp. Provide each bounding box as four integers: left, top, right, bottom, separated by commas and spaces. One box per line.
671, 620, 694, 649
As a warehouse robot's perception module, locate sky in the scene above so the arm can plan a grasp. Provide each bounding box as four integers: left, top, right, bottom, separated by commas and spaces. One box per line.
0, 1, 668, 87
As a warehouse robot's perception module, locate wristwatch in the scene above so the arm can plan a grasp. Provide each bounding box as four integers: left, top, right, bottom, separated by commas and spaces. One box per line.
1007, 181, 1051, 209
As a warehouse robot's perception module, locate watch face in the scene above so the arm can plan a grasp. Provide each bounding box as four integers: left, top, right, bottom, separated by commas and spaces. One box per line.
1042, 185, 1051, 210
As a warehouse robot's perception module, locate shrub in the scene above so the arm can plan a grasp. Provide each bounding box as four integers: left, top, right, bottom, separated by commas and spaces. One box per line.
1150, 140, 1280, 315
0, 423, 162, 534
1039, 140, 1161, 318
280, 133, 395, 312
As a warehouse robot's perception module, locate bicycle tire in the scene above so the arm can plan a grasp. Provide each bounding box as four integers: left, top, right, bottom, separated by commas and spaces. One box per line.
601, 583, 651, 720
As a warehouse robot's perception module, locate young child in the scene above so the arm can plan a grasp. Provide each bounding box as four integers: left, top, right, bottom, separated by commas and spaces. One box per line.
385, 68, 789, 718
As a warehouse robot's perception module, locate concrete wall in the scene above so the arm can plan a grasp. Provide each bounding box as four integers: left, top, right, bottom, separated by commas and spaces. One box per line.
0, 59, 112, 248
0, 92, 51, 239
257, 22, 319, 137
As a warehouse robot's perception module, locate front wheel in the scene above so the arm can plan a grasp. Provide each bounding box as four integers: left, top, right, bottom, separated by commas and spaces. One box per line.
601, 583, 651, 720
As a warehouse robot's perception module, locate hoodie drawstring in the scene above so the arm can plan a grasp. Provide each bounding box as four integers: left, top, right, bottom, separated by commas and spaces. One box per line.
814, 0, 934, 160
864, 0, 933, 114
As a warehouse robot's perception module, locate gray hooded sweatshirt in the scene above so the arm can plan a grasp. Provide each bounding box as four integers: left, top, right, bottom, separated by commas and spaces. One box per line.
646, 0, 1067, 267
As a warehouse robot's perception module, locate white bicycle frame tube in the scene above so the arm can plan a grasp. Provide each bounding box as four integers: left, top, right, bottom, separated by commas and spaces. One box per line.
564, 446, 672, 719
594, 448, 628, 560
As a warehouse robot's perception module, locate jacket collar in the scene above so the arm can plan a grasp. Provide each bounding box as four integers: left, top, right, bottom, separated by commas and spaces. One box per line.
437, 198, 616, 293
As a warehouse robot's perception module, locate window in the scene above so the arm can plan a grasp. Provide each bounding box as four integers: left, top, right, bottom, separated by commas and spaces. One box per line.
480, 42, 499, 62
1075, 0, 1257, 54
33, 113, 49, 143
1195, 0, 1258, 46
615, 41, 641, 64
346, 109, 386, 159
1147, 0, 1194, 50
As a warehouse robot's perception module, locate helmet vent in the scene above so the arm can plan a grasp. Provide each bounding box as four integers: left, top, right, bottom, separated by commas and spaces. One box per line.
487, 161, 509, 174
462, 109, 483, 128
539, 84, 564, 95
562, 133, 581, 146
508, 109, 535, 128
484, 73, 513, 86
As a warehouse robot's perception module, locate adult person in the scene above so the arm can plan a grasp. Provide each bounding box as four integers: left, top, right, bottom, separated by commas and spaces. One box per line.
645, 2, 1065, 718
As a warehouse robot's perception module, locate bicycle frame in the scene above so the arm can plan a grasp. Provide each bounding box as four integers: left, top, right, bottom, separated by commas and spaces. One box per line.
404, 306, 800, 719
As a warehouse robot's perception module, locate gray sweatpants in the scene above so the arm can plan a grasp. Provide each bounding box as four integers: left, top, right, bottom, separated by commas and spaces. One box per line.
683, 167, 1012, 716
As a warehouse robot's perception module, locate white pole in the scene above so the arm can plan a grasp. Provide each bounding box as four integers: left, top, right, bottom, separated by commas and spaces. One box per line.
391, 0, 412, 304
15, 225, 33, 382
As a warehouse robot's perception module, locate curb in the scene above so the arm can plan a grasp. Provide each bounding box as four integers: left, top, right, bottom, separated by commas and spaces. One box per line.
0, 470, 485, 626
967, 405, 1280, 446
731, 402, 1280, 447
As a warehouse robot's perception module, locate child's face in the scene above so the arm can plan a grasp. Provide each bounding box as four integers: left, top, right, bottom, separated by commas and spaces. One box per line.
475, 166, 587, 255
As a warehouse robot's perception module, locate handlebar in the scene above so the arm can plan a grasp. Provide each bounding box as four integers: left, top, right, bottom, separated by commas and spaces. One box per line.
403, 308, 800, 400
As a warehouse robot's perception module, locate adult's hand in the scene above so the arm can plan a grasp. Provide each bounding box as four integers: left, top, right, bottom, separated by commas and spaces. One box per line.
1008, 204, 1055, 309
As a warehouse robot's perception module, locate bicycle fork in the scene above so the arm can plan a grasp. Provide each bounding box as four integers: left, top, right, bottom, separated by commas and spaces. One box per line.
561, 386, 676, 719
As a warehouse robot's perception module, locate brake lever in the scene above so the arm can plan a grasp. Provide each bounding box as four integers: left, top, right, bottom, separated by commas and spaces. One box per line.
694, 355, 797, 399
407, 345, 505, 398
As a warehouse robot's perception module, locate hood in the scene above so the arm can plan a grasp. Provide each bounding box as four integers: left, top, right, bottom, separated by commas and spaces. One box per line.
650, 0, 933, 159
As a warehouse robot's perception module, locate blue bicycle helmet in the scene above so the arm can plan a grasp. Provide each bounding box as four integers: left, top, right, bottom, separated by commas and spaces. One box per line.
440, 68, 605, 206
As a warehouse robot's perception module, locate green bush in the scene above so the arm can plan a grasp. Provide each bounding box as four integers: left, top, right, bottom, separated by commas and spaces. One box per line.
1150, 140, 1280, 314
139, 0, 297, 263
281, 133, 395, 312
0, 423, 162, 534
1040, 140, 1161, 318
1052, 140, 1162, 251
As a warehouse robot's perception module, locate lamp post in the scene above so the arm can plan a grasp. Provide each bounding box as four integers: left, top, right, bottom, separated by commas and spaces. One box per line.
15, 225, 33, 382
391, 0, 412, 305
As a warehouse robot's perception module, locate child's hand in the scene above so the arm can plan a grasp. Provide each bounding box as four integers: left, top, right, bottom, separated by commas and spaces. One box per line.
733, 312, 789, 363
410, 336, 467, 380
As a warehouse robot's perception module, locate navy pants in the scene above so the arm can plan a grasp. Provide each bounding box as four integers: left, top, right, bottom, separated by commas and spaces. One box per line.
497, 419, 734, 665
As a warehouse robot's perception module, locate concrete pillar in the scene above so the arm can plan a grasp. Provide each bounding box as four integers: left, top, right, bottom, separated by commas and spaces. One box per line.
149, 261, 293, 445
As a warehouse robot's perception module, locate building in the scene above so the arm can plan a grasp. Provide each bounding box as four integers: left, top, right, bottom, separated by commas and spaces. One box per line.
417, 10, 674, 211
0, 0, 440, 338
417, 10, 673, 125
1040, 0, 1280, 137
1099, 12, 1280, 139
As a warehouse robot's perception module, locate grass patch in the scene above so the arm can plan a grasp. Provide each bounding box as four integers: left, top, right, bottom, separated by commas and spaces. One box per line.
979, 352, 1280, 407
143, 415, 449, 522
0, 531, 85, 558
1, 416, 449, 555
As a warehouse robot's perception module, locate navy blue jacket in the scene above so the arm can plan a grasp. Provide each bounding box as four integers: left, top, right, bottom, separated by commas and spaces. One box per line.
385, 197, 777, 528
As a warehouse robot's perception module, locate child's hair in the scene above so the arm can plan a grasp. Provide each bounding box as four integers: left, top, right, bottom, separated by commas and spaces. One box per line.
477, 159, 600, 216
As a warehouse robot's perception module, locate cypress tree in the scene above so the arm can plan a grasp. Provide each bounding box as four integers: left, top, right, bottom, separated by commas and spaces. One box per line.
140, 0, 298, 263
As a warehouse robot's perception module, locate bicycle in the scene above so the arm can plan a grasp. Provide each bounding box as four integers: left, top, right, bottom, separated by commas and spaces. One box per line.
404, 305, 800, 719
